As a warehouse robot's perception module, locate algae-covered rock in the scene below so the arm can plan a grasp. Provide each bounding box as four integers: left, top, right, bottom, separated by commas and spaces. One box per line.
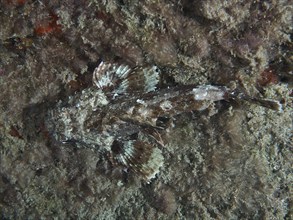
0, 0, 292, 219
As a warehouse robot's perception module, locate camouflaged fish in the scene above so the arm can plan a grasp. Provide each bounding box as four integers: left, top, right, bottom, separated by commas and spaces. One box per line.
45, 61, 282, 182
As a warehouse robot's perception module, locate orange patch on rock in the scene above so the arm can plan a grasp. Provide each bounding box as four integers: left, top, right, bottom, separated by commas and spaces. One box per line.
258, 68, 278, 87
34, 12, 62, 36
9, 126, 23, 139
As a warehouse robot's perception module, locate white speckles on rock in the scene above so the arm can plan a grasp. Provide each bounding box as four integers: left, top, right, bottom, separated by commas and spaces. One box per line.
160, 100, 173, 111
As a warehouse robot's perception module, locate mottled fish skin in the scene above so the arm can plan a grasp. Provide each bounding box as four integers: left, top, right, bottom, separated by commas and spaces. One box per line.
46, 61, 282, 182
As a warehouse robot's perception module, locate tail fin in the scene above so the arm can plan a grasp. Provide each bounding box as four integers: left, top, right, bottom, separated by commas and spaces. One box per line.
241, 96, 283, 111
230, 90, 283, 112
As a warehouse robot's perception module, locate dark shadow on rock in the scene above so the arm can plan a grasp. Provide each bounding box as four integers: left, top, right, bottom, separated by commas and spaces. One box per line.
22, 100, 56, 143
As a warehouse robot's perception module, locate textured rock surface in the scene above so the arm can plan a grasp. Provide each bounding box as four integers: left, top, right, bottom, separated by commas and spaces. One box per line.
0, 0, 292, 219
